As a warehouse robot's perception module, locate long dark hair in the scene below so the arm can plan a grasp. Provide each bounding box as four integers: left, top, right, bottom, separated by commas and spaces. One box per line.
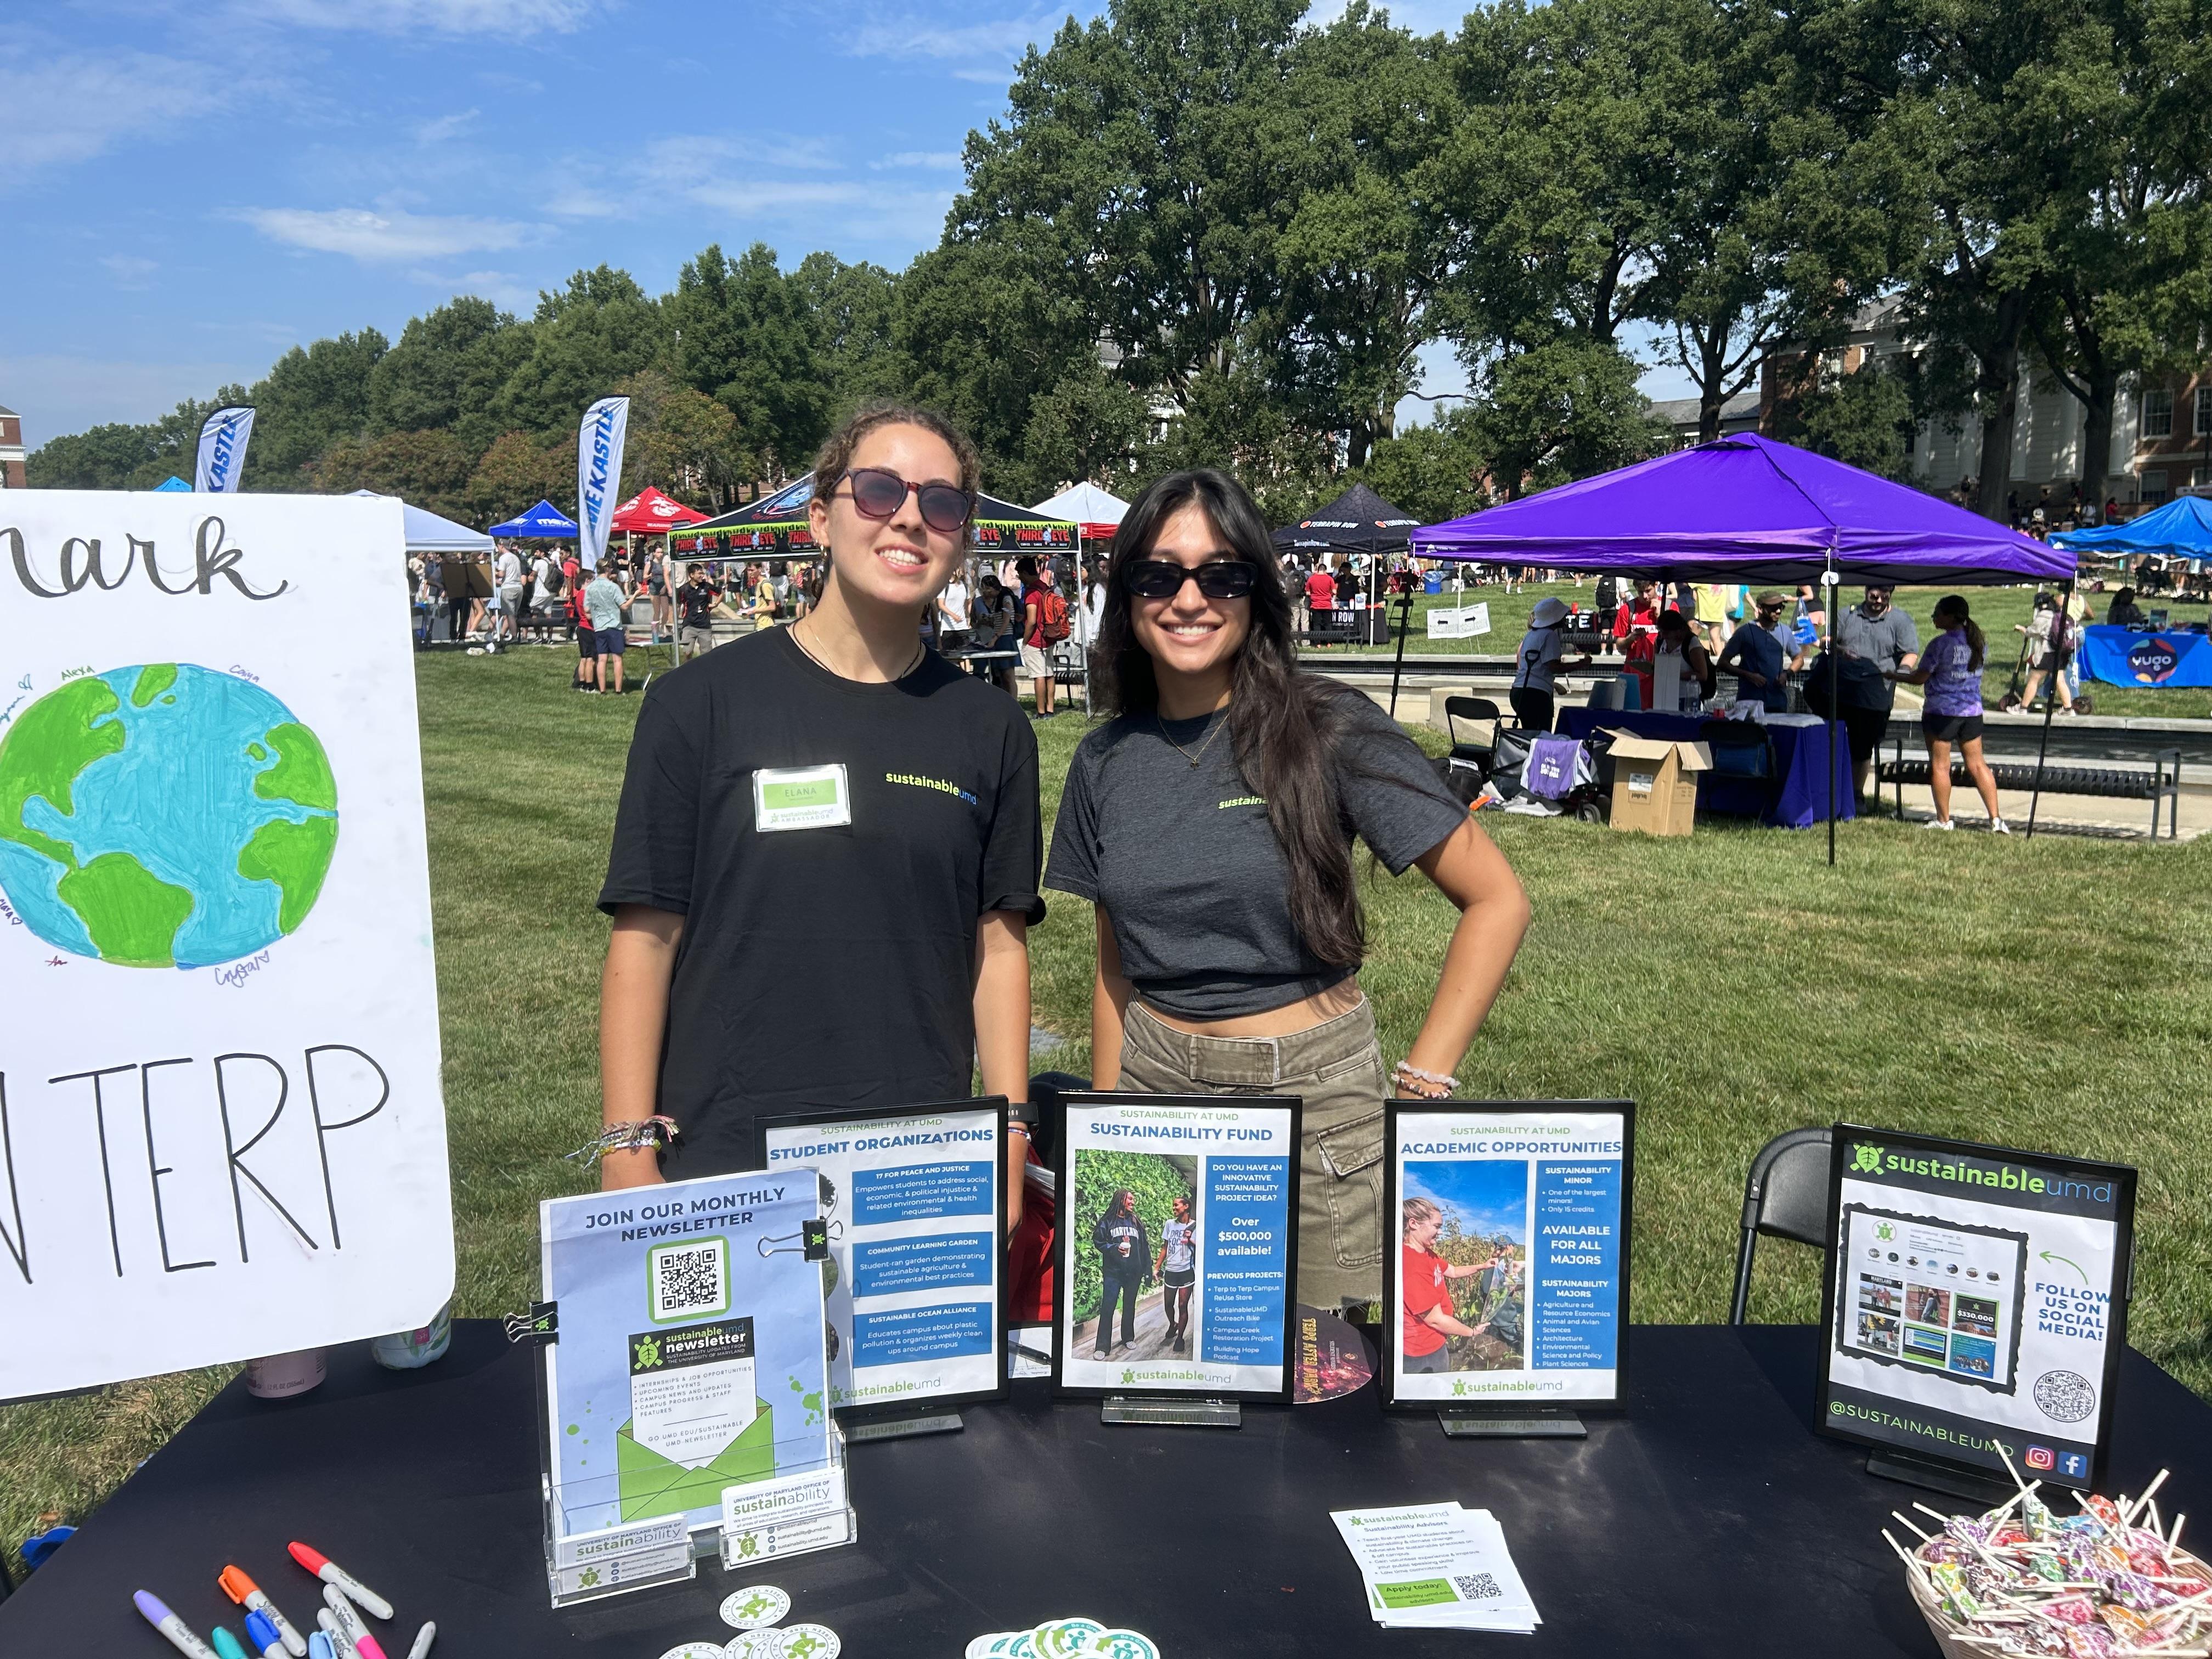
1933, 594, 1986, 670
1094, 468, 1370, 967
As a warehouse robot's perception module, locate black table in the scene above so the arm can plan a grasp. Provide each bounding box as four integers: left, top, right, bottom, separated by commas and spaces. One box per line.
8, 1324, 2208, 1656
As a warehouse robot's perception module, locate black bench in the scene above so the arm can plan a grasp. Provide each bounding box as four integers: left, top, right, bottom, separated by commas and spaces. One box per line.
1293, 628, 1359, 647
1877, 735, 2181, 838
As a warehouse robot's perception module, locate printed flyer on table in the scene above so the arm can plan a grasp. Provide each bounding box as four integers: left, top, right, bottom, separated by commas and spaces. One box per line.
1389, 1108, 1627, 1404
1058, 1097, 1296, 1396
538, 1172, 833, 1548
760, 1103, 1004, 1412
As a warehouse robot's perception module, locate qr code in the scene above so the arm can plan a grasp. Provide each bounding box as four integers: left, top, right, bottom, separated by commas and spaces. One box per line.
1453, 1573, 1502, 1602
650, 1238, 727, 1321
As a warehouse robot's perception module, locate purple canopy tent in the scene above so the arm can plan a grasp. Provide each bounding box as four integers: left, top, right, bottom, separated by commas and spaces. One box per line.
1410, 435, 2077, 854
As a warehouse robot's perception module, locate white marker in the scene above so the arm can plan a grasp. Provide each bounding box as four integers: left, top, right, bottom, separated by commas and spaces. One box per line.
134, 1593, 222, 1659
323, 1586, 390, 1659
405, 1624, 436, 1659
316, 1609, 362, 1659
289, 1544, 394, 1622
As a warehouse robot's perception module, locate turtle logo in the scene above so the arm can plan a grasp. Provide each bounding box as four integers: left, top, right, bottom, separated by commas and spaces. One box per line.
737, 1592, 776, 1620
1852, 1144, 1884, 1174
735, 1532, 761, 1559
787, 1635, 826, 1659
633, 1335, 663, 1370
576, 1567, 601, 1589
1874, 1222, 1895, 1243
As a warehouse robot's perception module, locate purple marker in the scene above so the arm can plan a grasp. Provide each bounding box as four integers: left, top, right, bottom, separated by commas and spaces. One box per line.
133, 1592, 222, 1659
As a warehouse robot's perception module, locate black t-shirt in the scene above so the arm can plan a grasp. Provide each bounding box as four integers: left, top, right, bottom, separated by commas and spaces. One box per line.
677, 582, 719, 628
599, 629, 1045, 1175
1045, 689, 1469, 1019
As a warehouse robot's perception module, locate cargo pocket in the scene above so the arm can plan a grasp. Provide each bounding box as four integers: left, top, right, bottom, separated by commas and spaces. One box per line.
1313, 1103, 1385, 1270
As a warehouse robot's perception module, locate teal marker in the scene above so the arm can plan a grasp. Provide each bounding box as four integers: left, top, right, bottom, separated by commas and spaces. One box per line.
212, 1628, 252, 1659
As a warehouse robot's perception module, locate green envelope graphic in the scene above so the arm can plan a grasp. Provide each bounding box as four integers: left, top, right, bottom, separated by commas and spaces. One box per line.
615, 1400, 777, 1520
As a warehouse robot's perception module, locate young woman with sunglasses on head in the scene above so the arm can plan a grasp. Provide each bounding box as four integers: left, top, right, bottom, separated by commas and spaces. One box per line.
1045, 470, 1531, 1314
597, 404, 1043, 1233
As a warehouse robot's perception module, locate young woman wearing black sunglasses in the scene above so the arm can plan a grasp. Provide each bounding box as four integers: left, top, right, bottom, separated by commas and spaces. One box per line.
1045, 469, 1530, 1315
596, 404, 1042, 1235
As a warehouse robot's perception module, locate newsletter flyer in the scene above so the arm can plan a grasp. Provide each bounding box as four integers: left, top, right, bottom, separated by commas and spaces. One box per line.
1819, 1128, 2136, 1489
1055, 1093, 1299, 1401
758, 1100, 1006, 1415
1384, 1103, 1632, 1408
539, 1171, 833, 1547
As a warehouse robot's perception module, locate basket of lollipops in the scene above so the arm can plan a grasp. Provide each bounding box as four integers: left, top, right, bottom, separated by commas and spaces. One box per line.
1884, 1454, 2212, 1659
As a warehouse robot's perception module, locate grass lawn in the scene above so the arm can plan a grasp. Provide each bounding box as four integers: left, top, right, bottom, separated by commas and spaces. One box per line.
1335, 581, 2212, 720
4, 640, 2209, 1576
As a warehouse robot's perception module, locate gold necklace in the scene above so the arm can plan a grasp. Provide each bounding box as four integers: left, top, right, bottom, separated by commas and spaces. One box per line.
792, 617, 923, 682
1156, 707, 1230, 768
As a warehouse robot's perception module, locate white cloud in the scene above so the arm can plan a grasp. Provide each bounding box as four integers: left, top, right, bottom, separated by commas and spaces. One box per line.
0, 49, 235, 180
230, 0, 600, 36
414, 108, 482, 144
842, 10, 1065, 60
101, 255, 161, 291
237, 204, 529, 261
871, 151, 961, 170
409, 267, 539, 309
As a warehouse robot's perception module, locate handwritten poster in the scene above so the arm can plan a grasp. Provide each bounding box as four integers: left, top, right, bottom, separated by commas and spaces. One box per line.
0, 491, 451, 1397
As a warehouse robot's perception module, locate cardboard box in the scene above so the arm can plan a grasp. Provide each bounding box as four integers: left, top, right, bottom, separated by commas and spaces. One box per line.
1600, 730, 1712, 837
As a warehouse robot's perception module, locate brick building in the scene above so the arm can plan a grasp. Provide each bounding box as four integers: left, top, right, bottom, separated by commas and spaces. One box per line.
0, 404, 24, 489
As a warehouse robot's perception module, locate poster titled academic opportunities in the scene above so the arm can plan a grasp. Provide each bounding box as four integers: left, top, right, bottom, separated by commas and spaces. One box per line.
1386, 1107, 1629, 1407
1821, 1129, 2135, 1489
1058, 1096, 1297, 1398
539, 1172, 832, 1553
760, 1103, 1003, 1413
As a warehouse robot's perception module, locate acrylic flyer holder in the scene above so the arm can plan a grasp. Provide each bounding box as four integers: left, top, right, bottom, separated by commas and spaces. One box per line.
527, 1169, 859, 1608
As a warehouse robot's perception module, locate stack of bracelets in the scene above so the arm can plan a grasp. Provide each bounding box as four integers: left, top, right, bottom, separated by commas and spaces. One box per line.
1391, 1060, 1459, 1100
566, 1115, 681, 1162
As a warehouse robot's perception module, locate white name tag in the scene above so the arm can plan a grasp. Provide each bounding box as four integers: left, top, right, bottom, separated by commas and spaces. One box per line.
752, 763, 851, 831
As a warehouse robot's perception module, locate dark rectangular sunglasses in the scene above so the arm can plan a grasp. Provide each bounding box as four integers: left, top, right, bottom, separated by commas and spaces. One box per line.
1121, 558, 1257, 600
839, 466, 975, 534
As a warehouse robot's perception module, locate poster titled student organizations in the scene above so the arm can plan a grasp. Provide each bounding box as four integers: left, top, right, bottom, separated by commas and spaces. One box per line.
760, 1103, 1005, 1413
1820, 1129, 2135, 1488
1058, 1096, 1297, 1398
1386, 1107, 1630, 1407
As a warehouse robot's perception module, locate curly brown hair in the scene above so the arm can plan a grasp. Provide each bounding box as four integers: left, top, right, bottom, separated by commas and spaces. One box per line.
809, 403, 981, 524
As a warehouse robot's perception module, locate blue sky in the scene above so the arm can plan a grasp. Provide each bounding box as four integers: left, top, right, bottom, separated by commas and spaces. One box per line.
1404, 1159, 1527, 1246
1, 0, 1684, 450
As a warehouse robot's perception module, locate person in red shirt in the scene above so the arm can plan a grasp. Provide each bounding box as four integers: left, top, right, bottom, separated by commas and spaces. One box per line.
1400, 1197, 1489, 1374
1609, 578, 1663, 709
1304, 563, 1336, 616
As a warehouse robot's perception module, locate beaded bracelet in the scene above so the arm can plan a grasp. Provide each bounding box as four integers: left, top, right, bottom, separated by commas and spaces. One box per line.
565, 1115, 681, 1162
1391, 1060, 1459, 1099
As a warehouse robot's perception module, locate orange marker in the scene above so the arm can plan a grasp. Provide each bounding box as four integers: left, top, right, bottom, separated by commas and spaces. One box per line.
219, 1566, 308, 1657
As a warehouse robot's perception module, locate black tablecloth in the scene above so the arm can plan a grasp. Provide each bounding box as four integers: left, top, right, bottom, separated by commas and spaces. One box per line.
7, 1324, 2207, 1656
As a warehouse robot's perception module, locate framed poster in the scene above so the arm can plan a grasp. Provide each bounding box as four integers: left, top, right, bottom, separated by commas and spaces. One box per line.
1381, 1101, 1634, 1412
1053, 1092, 1300, 1404
1816, 1126, 2136, 1492
0, 492, 450, 1401
755, 1098, 1008, 1420
538, 1169, 834, 1554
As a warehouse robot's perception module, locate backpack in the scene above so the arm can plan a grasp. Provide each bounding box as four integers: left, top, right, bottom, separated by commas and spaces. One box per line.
1037, 589, 1070, 643
541, 563, 565, 597
1596, 575, 1619, 608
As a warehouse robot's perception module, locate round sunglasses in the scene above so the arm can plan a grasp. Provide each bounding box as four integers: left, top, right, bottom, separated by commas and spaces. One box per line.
1120, 558, 1257, 601
836, 466, 975, 534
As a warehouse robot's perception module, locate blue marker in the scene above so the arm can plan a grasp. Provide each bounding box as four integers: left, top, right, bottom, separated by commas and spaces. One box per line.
246, 1610, 289, 1659
308, 1635, 336, 1659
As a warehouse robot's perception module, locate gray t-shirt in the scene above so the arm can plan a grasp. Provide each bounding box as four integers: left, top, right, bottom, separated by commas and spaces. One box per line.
1832, 603, 1919, 709
1046, 690, 1469, 1019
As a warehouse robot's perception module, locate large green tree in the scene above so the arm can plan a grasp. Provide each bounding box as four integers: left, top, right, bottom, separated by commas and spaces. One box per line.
241, 330, 388, 487
668, 242, 832, 479
498, 266, 665, 439
368, 297, 534, 455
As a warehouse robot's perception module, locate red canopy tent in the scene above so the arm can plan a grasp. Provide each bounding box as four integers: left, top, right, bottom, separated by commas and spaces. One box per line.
610, 486, 709, 534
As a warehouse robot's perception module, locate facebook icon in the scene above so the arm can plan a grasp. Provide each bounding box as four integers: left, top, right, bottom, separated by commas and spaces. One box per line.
2062, 1453, 2089, 1479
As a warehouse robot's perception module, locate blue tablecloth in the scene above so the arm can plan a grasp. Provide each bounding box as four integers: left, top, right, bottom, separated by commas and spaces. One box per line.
1555, 708, 1854, 828
2079, 624, 2212, 687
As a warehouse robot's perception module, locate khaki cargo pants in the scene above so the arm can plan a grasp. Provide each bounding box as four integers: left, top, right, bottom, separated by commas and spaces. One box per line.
1117, 999, 1387, 1314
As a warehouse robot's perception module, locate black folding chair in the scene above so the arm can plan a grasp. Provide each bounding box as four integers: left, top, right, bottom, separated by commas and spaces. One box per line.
1442, 696, 1503, 772
1728, 1126, 1833, 1324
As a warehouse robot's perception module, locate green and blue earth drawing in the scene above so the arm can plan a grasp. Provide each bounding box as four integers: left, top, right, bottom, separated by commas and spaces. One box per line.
0, 664, 338, 968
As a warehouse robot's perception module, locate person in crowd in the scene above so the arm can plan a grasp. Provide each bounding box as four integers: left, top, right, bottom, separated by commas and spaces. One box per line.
415, 553, 442, 647
1152, 1190, 1198, 1355
1592, 573, 1620, 647
441, 552, 475, 648
936, 567, 970, 659
1650, 608, 1713, 712
582, 563, 637, 693
1610, 579, 1662, 653
2013, 590, 2080, 715
595, 405, 1040, 1243
675, 563, 720, 662
1814, 584, 1918, 803
1091, 1188, 1149, 1359
1079, 557, 1109, 648
494, 542, 526, 648
1694, 582, 1733, 654
978, 573, 1020, 693
2107, 586, 2148, 627
1045, 468, 1531, 1315
1400, 1198, 1489, 1374
569, 555, 599, 690
1790, 584, 1825, 668
1716, 590, 1794, 712
1304, 560, 1337, 626
1508, 596, 1590, 732
1888, 594, 2006, 833
1023, 561, 1068, 719
524, 547, 555, 642
644, 544, 670, 644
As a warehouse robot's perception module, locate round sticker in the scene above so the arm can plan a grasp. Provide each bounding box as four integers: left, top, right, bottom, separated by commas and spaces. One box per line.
726, 1637, 779, 1659
1033, 1619, 1104, 1659
661, 1646, 728, 1659
966, 1638, 1008, 1659
1082, 1633, 1160, 1659
771, 1624, 841, 1659
721, 1587, 792, 1630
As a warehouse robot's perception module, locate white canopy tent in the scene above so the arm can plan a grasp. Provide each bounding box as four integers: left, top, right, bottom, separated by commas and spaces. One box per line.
1029, 482, 1129, 539
350, 490, 493, 556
